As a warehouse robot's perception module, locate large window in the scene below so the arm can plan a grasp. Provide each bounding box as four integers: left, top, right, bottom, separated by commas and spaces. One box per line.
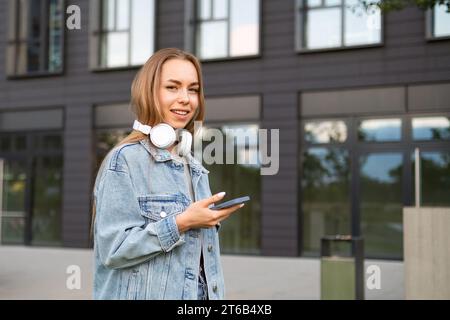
91, 0, 155, 68
30, 134, 64, 246
296, 0, 382, 51
189, 0, 260, 60
7, 0, 64, 76
358, 118, 402, 142
301, 120, 351, 255
0, 109, 64, 246
428, 4, 450, 39
412, 151, 450, 207
411, 115, 450, 207
412, 116, 450, 141
93, 103, 134, 174
359, 152, 403, 259
301, 114, 450, 259
201, 123, 261, 254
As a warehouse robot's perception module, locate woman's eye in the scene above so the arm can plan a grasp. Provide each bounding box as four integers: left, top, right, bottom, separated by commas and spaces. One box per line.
189, 88, 199, 93
166, 86, 177, 91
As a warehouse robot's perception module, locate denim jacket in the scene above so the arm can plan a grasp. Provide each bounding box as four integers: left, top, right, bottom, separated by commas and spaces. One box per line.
92, 138, 225, 299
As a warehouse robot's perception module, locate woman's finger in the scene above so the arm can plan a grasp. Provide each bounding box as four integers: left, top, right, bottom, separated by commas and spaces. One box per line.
199, 192, 226, 207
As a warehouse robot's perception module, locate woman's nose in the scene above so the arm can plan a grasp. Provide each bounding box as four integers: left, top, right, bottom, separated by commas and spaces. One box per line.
178, 88, 189, 103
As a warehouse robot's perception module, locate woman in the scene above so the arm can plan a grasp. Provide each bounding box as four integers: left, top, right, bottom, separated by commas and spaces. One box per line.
92, 48, 244, 300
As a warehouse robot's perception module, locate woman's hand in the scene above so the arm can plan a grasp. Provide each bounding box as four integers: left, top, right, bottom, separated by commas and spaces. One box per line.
175, 192, 244, 233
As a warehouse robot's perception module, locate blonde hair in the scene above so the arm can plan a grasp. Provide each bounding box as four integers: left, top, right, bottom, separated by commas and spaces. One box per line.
90, 48, 205, 240
119, 47, 205, 145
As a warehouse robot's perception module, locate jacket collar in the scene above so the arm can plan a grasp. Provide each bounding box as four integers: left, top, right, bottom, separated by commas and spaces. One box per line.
139, 138, 209, 175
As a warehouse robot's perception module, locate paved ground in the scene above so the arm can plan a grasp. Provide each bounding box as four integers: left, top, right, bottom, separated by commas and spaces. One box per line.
0, 246, 404, 300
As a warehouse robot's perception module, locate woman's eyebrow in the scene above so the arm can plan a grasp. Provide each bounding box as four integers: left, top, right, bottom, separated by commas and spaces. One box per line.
167, 79, 199, 86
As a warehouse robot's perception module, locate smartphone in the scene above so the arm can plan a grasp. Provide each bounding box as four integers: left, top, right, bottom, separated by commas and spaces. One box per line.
210, 196, 250, 210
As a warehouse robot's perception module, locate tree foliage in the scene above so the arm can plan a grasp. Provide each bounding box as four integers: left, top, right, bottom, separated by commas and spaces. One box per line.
360, 0, 450, 12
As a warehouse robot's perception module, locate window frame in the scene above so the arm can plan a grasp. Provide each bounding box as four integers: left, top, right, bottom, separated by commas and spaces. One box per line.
201, 119, 262, 255
425, 6, 450, 41
295, 0, 384, 53
0, 106, 65, 247
185, 0, 262, 63
89, 0, 157, 71
6, 0, 65, 79
356, 115, 403, 145
409, 112, 450, 144
299, 112, 450, 259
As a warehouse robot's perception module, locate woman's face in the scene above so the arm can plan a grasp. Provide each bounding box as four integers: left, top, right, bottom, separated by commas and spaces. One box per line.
158, 59, 200, 129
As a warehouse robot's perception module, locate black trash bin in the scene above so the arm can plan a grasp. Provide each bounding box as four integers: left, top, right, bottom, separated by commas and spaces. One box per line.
320, 235, 364, 300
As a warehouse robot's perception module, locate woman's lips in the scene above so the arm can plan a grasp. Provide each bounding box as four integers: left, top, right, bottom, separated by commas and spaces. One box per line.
170, 109, 190, 120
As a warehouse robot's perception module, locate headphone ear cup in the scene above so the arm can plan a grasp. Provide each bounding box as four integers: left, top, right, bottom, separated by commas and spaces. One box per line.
150, 123, 176, 149
176, 129, 192, 157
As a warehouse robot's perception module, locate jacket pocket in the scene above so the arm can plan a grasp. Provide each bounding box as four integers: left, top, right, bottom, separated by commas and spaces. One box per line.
138, 193, 185, 222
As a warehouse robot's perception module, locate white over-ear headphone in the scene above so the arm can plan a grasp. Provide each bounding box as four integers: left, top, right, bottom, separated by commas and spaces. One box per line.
133, 120, 192, 157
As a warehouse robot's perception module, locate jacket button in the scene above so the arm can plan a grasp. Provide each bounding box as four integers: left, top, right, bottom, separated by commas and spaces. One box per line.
160, 211, 167, 218
212, 284, 218, 293
207, 245, 213, 252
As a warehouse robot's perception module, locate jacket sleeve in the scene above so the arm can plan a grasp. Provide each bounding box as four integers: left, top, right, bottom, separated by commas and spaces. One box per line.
94, 156, 185, 270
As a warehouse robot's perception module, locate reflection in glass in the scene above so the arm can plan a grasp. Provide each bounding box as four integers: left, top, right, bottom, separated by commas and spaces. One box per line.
0, 136, 12, 152
1, 159, 26, 244
360, 153, 403, 259
306, 8, 341, 49
302, 148, 350, 255
197, 21, 228, 59
15, 136, 27, 151
307, 0, 321, 7
326, 0, 342, 5
10, 0, 63, 75
345, 0, 381, 46
304, 121, 347, 143
100, 0, 154, 67
131, 0, 154, 65
199, 0, 212, 19
102, 0, 116, 30
213, 0, 228, 19
358, 119, 401, 142
412, 117, 450, 141
0, 135, 27, 152
96, 130, 131, 175
434, 5, 450, 37
219, 124, 259, 167
302, 0, 381, 49
412, 152, 450, 206
230, 0, 259, 56
31, 155, 63, 246
196, 0, 259, 59
117, 0, 130, 30
48, 0, 63, 72
202, 124, 261, 254
103, 33, 129, 67
34, 134, 63, 150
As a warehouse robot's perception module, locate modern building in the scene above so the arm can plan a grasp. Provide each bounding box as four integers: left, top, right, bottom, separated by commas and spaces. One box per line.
0, 0, 449, 260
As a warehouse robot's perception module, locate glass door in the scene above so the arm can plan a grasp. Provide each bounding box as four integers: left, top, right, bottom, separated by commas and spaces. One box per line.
0, 157, 27, 244
359, 152, 404, 259
31, 154, 63, 246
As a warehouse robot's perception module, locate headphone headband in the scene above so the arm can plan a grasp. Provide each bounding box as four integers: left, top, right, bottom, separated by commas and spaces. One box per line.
133, 120, 151, 135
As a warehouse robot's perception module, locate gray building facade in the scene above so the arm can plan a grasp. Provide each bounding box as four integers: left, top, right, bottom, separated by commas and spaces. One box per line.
0, 0, 449, 260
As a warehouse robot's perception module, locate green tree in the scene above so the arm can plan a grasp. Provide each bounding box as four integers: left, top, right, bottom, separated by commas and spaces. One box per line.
360, 0, 450, 12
